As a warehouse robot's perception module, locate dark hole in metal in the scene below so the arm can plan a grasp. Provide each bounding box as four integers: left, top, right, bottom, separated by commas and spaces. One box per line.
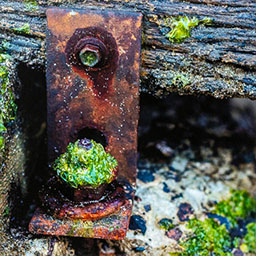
75, 127, 107, 148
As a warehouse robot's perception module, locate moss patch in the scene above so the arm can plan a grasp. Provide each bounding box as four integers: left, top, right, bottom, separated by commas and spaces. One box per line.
79, 51, 99, 67
171, 73, 190, 88
214, 190, 256, 227
2, 206, 9, 218
241, 222, 256, 253
164, 16, 211, 43
181, 218, 232, 256
53, 139, 118, 188
175, 190, 256, 255
24, 0, 39, 12
67, 219, 94, 237
12, 24, 30, 35
158, 218, 175, 231
0, 49, 17, 152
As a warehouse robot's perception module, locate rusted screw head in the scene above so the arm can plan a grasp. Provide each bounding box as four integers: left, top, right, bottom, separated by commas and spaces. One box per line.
66, 35, 111, 70
79, 45, 101, 67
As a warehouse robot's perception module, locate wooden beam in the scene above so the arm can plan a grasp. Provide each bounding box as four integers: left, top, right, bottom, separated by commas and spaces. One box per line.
1, 0, 256, 99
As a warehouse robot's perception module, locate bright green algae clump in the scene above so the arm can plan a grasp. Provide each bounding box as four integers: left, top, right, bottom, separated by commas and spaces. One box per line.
53, 139, 118, 189
164, 16, 211, 43
214, 190, 256, 227
241, 222, 256, 253
181, 218, 232, 256
175, 190, 256, 255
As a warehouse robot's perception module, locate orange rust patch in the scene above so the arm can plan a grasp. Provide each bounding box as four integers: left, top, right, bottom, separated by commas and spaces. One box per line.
29, 200, 132, 239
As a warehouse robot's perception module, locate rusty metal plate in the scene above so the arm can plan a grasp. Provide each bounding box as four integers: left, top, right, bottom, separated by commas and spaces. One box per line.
29, 181, 133, 240
46, 7, 141, 184
29, 7, 142, 239
29, 205, 132, 240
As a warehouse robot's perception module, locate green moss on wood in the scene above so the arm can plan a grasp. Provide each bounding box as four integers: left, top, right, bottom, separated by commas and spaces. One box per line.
3, 206, 9, 218
24, 0, 39, 12
12, 24, 30, 34
171, 73, 190, 88
0, 48, 17, 152
164, 16, 211, 43
0, 41, 10, 52
53, 139, 118, 189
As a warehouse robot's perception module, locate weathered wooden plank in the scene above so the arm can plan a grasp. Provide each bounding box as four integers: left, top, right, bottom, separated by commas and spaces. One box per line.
0, 0, 256, 99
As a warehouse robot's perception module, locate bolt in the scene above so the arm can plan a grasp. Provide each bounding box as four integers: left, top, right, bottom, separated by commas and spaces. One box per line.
78, 138, 93, 150
79, 45, 101, 67
71, 37, 108, 69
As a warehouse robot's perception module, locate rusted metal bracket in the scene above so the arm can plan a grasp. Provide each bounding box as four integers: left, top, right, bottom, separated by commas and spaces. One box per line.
29, 8, 142, 239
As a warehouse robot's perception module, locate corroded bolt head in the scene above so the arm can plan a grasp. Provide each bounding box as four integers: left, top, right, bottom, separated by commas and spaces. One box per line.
78, 138, 93, 150
79, 45, 101, 67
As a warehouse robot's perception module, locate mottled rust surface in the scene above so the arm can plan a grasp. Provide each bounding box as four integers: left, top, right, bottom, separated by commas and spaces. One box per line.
29, 201, 132, 240
39, 177, 131, 221
30, 7, 142, 239
29, 177, 134, 239
46, 8, 142, 185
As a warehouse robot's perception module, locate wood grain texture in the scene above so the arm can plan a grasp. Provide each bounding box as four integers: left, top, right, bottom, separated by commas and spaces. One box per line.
0, 0, 256, 99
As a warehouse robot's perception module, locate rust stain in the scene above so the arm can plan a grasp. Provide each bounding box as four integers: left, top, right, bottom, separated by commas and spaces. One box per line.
39, 177, 129, 221
46, 7, 142, 184
65, 27, 119, 98
29, 200, 132, 239
29, 7, 142, 239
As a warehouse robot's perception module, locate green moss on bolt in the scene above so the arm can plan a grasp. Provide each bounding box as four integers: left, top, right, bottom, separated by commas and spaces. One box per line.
53, 139, 118, 189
